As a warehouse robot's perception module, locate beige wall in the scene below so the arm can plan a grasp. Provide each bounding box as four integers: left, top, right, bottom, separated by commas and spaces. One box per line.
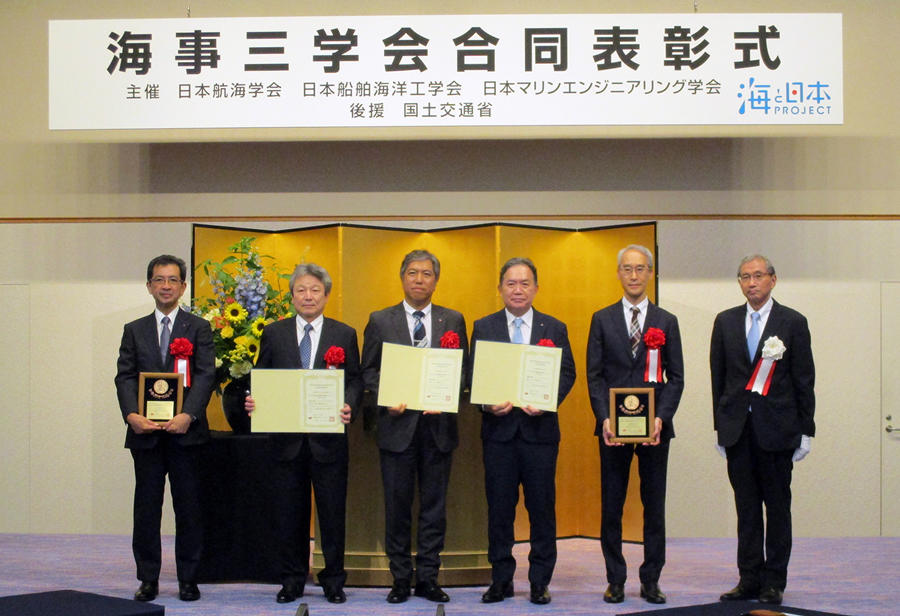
0, 1, 897, 537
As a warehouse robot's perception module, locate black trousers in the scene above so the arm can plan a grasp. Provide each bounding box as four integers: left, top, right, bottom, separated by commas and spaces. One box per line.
379, 416, 452, 584
599, 438, 670, 585
483, 437, 558, 586
130, 437, 202, 583
726, 419, 794, 591
274, 439, 348, 592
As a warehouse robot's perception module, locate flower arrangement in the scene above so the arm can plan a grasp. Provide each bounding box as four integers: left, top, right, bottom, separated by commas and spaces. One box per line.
192, 237, 293, 392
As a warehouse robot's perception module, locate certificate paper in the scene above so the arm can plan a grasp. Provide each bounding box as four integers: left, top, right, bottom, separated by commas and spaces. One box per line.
250, 369, 344, 433
377, 342, 463, 412
470, 340, 563, 412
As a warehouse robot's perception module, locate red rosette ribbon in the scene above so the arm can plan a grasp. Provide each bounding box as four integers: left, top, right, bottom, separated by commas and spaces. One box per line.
537, 339, 555, 347
440, 331, 460, 349
324, 345, 346, 369
643, 328, 666, 383
169, 337, 194, 386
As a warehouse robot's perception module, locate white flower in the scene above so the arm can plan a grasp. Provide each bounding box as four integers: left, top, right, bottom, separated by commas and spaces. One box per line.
215, 357, 223, 369
203, 308, 220, 321
761, 336, 786, 361
228, 360, 252, 378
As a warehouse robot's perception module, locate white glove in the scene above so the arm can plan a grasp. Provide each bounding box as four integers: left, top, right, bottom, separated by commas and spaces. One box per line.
715, 443, 727, 459
792, 435, 812, 462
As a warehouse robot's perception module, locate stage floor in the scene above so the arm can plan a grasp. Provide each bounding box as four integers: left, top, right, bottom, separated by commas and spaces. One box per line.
0, 534, 895, 615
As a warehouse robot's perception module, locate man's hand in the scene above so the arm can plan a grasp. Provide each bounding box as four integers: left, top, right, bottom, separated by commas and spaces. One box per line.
126, 412, 161, 434
521, 404, 544, 417
163, 413, 192, 434
388, 403, 407, 416
488, 401, 513, 416
602, 418, 623, 447
245, 394, 255, 415
640, 417, 663, 446
339, 404, 352, 425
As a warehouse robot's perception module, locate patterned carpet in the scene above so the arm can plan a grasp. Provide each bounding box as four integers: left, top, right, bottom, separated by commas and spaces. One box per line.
0, 535, 895, 616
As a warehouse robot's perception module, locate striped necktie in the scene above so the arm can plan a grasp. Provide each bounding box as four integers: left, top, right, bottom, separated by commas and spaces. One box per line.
629, 307, 641, 358
413, 311, 426, 347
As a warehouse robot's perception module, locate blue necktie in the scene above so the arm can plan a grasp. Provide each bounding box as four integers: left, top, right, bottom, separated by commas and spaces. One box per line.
413, 311, 427, 347
747, 311, 761, 361
159, 316, 171, 364
512, 317, 524, 344
299, 323, 313, 369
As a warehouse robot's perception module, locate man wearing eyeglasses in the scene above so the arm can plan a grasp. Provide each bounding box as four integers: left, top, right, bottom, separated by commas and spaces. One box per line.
114, 255, 215, 602
710, 255, 816, 606
586, 244, 684, 605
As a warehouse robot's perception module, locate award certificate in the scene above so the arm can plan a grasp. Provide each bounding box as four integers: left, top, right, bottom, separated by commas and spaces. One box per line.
470, 340, 562, 412
377, 343, 463, 412
138, 372, 183, 422
251, 369, 344, 433
609, 387, 655, 443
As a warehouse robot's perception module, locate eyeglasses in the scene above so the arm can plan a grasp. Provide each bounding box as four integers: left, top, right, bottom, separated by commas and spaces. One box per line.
620, 265, 649, 275
738, 272, 772, 282
150, 276, 183, 285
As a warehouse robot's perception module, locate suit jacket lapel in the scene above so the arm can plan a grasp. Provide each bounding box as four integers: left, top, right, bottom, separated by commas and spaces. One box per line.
391, 303, 413, 346
754, 301, 782, 362
529, 309, 545, 344
314, 319, 334, 368
142, 313, 166, 370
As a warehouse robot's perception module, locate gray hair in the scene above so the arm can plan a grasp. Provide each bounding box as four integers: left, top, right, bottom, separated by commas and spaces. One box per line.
289, 262, 332, 294
617, 244, 654, 270
400, 249, 441, 281
499, 257, 538, 285
737, 254, 775, 278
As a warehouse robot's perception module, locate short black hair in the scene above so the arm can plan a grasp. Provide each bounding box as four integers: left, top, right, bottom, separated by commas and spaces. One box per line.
146, 255, 187, 282
499, 257, 538, 285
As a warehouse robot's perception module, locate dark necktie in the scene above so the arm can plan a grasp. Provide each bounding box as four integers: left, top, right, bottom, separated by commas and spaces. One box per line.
413, 310, 426, 347
160, 316, 171, 364
629, 307, 641, 358
299, 323, 313, 369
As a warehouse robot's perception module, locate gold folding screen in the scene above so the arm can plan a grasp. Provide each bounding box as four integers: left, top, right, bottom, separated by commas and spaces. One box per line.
194, 222, 656, 581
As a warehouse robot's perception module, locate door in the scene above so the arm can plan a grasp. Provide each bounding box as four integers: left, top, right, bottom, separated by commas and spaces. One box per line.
881, 282, 900, 535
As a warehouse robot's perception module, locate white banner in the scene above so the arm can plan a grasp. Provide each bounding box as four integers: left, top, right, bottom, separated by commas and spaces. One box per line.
48, 13, 842, 130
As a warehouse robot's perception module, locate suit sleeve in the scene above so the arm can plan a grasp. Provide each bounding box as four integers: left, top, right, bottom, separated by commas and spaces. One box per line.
114, 323, 140, 422
360, 314, 383, 396
180, 317, 216, 419
656, 314, 684, 422
709, 313, 726, 432
586, 311, 610, 423
788, 313, 816, 437
556, 321, 576, 405
343, 329, 364, 417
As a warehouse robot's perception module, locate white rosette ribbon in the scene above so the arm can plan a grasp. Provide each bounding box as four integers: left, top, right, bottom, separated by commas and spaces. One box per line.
746, 336, 786, 395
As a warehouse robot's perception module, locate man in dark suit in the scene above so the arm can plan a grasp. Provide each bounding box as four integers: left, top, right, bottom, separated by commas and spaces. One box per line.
471, 257, 576, 606
360, 249, 468, 604
711, 254, 815, 606
586, 244, 684, 605
245, 263, 363, 604
115, 254, 215, 602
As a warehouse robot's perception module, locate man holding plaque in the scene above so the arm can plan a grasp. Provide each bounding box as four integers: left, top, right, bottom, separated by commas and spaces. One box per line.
245, 263, 362, 604
470, 257, 576, 606
361, 249, 468, 604
114, 255, 215, 602
711, 255, 815, 606
586, 244, 684, 605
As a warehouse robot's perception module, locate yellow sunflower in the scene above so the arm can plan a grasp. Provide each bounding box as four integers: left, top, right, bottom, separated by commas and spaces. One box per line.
234, 335, 260, 362
250, 317, 267, 337
225, 302, 248, 324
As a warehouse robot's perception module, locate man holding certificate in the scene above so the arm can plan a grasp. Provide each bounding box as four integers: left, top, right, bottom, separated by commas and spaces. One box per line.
245, 263, 362, 604
360, 249, 468, 604
114, 255, 215, 603
470, 257, 576, 606
711, 255, 815, 606
586, 244, 684, 605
